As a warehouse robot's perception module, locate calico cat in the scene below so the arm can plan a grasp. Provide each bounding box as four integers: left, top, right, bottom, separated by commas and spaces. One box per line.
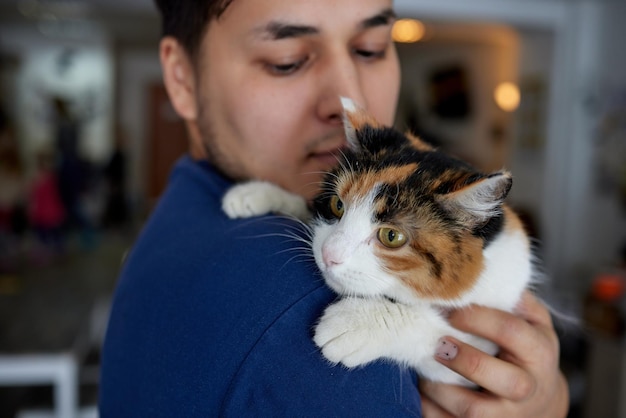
222, 98, 534, 386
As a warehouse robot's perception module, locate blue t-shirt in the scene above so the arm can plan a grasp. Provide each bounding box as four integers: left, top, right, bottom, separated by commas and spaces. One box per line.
99, 156, 422, 417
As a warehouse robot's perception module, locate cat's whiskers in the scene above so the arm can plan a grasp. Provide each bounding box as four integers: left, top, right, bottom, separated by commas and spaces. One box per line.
336, 148, 355, 175
279, 229, 314, 247
280, 252, 315, 267
301, 170, 340, 189
315, 190, 337, 201
278, 244, 314, 260
360, 270, 393, 292
275, 245, 313, 256
231, 213, 313, 245
302, 170, 340, 180
330, 269, 392, 300
226, 216, 280, 232
237, 225, 315, 271
302, 175, 340, 196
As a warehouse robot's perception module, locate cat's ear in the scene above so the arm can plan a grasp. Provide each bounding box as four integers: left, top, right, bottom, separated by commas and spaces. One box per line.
340, 96, 381, 151
436, 172, 512, 227
340, 97, 359, 149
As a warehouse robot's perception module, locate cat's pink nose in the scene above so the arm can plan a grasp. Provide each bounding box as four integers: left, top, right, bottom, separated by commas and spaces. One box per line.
322, 244, 343, 268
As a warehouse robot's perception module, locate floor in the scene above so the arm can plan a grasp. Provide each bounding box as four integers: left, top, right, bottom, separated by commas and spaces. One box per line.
0, 227, 136, 417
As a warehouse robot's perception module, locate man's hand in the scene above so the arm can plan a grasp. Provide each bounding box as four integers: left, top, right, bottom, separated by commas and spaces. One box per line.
420, 291, 569, 417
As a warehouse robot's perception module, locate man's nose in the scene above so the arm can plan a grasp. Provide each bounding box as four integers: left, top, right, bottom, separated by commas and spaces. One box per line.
316, 55, 367, 124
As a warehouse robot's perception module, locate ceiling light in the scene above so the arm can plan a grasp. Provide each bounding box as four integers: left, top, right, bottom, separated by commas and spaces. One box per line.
392, 19, 425, 43
494, 82, 520, 112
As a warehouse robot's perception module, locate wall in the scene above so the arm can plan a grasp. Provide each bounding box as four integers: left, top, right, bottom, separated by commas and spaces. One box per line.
396, 23, 519, 173
507, 28, 553, 237
115, 47, 162, 207
579, 2, 626, 277
396, 23, 555, 241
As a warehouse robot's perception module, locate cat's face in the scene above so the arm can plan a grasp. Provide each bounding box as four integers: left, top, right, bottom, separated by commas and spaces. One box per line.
311, 100, 512, 304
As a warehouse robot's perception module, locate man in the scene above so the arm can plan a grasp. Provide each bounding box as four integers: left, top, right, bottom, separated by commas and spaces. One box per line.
100, 0, 568, 416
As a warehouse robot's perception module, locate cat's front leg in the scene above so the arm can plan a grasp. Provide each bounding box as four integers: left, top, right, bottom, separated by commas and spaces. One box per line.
313, 297, 487, 386
222, 180, 309, 220
313, 297, 417, 368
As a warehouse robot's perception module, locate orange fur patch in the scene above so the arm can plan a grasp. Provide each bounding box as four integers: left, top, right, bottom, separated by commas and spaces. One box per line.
380, 224, 485, 301
345, 108, 382, 131
502, 205, 530, 250
426, 169, 475, 195
339, 163, 417, 204
405, 132, 434, 152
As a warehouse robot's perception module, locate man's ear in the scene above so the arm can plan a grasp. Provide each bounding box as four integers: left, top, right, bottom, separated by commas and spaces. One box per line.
160, 37, 197, 121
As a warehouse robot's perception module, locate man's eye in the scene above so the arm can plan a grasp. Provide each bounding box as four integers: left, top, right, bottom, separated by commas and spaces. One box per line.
265, 57, 308, 75
354, 48, 386, 60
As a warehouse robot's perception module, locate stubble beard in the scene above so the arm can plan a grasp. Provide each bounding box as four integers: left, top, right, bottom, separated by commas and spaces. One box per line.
196, 99, 248, 183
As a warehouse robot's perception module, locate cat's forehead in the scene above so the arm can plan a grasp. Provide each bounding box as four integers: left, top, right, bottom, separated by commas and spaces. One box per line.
336, 163, 417, 202
334, 152, 477, 198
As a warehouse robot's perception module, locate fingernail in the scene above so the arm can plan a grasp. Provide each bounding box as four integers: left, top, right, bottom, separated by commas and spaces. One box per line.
435, 338, 458, 360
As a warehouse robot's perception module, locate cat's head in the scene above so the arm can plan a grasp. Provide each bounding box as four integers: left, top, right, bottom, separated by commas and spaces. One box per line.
311, 98, 513, 305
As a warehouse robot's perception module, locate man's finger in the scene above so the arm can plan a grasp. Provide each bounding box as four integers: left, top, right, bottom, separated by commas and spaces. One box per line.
435, 336, 536, 401
419, 393, 455, 418
419, 379, 499, 418
515, 290, 554, 328
447, 305, 549, 366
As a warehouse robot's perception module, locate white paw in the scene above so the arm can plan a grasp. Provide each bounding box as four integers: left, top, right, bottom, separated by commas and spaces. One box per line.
222, 181, 309, 220
313, 299, 388, 368
222, 181, 283, 219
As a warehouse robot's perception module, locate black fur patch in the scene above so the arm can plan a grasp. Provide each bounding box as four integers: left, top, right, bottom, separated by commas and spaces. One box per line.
473, 211, 504, 247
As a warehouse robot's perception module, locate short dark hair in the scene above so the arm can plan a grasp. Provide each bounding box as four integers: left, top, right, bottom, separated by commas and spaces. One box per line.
153, 0, 234, 59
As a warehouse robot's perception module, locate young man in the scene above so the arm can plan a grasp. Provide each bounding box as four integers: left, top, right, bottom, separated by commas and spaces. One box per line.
99, 0, 569, 416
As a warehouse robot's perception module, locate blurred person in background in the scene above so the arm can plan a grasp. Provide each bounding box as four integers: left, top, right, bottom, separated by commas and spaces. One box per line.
28, 148, 66, 263
52, 97, 97, 250
101, 127, 130, 231
0, 106, 28, 271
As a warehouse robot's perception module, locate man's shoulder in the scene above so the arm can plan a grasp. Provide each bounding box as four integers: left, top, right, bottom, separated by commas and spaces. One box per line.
102, 211, 334, 415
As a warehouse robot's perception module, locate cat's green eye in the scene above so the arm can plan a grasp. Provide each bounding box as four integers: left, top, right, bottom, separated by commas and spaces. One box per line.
378, 227, 407, 249
329, 195, 344, 218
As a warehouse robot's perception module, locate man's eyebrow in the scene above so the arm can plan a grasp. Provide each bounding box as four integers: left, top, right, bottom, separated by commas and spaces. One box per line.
253, 8, 397, 41
360, 8, 397, 30
256, 21, 319, 40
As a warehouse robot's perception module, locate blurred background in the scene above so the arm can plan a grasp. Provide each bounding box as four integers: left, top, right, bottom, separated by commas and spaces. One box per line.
0, 0, 624, 416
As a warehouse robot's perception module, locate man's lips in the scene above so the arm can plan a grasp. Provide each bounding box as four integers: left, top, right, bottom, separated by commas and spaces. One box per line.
309, 145, 348, 167
310, 150, 342, 167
